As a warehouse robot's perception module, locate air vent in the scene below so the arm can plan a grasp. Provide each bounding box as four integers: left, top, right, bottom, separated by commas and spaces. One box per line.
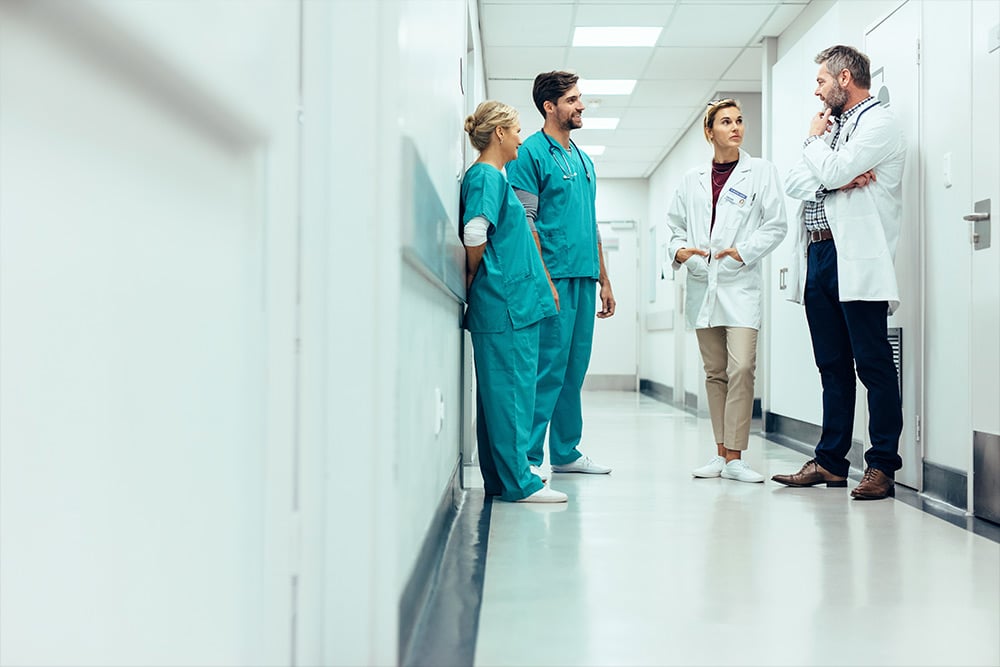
888, 327, 902, 399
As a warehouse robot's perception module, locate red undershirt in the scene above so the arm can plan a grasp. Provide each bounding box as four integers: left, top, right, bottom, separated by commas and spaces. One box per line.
710, 159, 738, 233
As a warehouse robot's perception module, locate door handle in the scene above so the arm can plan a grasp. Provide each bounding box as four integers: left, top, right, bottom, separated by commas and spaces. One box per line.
967, 199, 992, 250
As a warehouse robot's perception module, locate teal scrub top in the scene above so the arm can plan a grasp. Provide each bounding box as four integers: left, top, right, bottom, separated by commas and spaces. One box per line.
460, 162, 557, 333
505, 131, 599, 280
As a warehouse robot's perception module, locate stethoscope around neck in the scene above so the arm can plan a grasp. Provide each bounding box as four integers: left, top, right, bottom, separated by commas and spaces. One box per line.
542, 130, 591, 182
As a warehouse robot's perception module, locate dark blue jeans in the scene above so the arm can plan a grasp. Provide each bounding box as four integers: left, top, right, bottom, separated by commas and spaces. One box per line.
804, 240, 903, 478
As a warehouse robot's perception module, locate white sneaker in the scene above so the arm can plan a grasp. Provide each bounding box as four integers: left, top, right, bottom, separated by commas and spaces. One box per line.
530, 465, 549, 482
721, 459, 765, 483
551, 455, 611, 474
516, 486, 568, 503
692, 455, 725, 478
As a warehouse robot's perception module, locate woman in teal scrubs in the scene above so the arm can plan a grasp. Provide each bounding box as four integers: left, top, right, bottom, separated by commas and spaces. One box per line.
461, 101, 566, 503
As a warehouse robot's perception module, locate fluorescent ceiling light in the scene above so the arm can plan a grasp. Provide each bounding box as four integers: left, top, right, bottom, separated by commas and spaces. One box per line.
582, 117, 619, 130
579, 79, 636, 95
573, 26, 662, 47
578, 145, 605, 156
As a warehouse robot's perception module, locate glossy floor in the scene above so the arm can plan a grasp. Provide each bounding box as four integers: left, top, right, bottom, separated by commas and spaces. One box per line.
473, 391, 1000, 667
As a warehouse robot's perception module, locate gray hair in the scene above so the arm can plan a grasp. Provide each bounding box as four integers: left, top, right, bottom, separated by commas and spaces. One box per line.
815, 45, 871, 89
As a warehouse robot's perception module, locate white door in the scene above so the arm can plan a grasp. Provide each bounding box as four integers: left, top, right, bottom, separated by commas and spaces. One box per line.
865, 1, 922, 488
969, 1, 1000, 515
590, 221, 639, 389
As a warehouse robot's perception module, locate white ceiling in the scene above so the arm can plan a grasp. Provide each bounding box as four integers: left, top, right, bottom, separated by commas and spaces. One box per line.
478, 0, 811, 178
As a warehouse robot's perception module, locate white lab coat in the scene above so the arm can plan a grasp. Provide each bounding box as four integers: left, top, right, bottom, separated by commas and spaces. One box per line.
783, 101, 906, 313
667, 149, 788, 329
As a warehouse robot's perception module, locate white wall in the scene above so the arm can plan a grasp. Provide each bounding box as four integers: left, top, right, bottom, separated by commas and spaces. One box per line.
0, 1, 300, 664
0, 1, 474, 665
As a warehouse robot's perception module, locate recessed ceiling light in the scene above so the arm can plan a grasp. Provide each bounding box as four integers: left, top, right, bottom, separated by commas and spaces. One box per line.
578, 145, 605, 156
582, 117, 619, 130
579, 79, 636, 95
573, 26, 662, 48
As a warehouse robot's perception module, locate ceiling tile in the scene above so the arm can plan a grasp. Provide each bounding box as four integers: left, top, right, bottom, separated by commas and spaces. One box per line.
756, 3, 810, 38
568, 47, 655, 79
712, 79, 762, 92
480, 3, 574, 47
484, 46, 568, 78
723, 46, 762, 79
603, 145, 667, 161
630, 78, 716, 107
573, 2, 676, 26
484, 79, 538, 118
618, 106, 700, 130
592, 163, 648, 178
660, 3, 774, 47
644, 46, 742, 79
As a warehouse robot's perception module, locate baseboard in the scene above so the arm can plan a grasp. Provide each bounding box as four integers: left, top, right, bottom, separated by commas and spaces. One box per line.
640, 379, 760, 418
639, 379, 672, 404
764, 411, 821, 447
583, 374, 637, 391
684, 391, 698, 413
922, 460, 968, 511
398, 461, 462, 662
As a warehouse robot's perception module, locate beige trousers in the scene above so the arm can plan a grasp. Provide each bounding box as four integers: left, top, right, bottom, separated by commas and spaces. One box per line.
695, 326, 759, 451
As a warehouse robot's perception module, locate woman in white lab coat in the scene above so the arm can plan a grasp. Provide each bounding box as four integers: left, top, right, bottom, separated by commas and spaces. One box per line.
666, 99, 787, 483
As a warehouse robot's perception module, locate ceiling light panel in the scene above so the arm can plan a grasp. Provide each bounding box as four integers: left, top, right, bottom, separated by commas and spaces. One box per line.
581, 117, 620, 130
577, 145, 606, 156
578, 79, 637, 95
572, 26, 662, 47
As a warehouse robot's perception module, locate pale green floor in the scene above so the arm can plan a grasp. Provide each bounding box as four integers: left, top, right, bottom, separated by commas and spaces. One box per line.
473, 391, 1000, 667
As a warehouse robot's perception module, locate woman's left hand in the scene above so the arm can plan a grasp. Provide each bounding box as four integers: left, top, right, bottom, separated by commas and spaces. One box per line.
715, 247, 743, 263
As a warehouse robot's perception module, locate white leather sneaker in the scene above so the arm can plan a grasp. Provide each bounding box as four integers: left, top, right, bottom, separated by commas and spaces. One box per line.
692, 455, 726, 478
530, 465, 549, 482
721, 459, 765, 483
551, 455, 611, 474
516, 486, 568, 503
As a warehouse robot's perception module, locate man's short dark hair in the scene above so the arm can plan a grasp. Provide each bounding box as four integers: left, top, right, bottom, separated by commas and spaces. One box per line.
532, 71, 579, 118
815, 45, 871, 89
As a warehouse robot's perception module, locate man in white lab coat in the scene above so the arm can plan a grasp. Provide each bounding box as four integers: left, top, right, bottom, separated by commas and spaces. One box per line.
772, 45, 905, 500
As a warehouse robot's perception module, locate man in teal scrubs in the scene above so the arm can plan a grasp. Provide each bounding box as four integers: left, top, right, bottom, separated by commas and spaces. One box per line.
506, 71, 616, 475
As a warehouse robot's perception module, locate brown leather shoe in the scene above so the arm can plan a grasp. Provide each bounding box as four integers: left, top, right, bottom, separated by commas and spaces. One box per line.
771, 458, 848, 487
852, 467, 895, 500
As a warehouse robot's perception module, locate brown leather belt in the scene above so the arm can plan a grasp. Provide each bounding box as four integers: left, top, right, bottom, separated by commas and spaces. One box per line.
808, 228, 834, 243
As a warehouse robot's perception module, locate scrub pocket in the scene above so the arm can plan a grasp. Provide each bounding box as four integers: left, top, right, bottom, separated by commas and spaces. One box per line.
505, 273, 545, 329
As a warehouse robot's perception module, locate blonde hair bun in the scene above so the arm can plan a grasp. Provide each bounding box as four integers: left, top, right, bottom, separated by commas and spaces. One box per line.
465, 100, 519, 152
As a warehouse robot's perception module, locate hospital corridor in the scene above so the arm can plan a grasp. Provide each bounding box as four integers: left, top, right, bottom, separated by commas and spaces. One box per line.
1, 0, 998, 666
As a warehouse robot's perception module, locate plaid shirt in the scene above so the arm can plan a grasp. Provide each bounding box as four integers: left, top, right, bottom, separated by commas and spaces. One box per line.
802, 97, 877, 233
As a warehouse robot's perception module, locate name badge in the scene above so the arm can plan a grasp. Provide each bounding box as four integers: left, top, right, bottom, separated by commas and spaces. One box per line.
727, 187, 747, 206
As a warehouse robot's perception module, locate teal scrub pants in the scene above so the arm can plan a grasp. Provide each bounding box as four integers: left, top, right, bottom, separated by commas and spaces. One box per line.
528, 277, 597, 466
472, 317, 545, 502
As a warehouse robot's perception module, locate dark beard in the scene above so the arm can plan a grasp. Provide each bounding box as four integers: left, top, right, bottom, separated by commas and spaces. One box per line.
561, 115, 582, 132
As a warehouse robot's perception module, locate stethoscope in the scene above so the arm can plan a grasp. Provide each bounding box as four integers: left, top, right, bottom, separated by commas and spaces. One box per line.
542, 130, 591, 182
